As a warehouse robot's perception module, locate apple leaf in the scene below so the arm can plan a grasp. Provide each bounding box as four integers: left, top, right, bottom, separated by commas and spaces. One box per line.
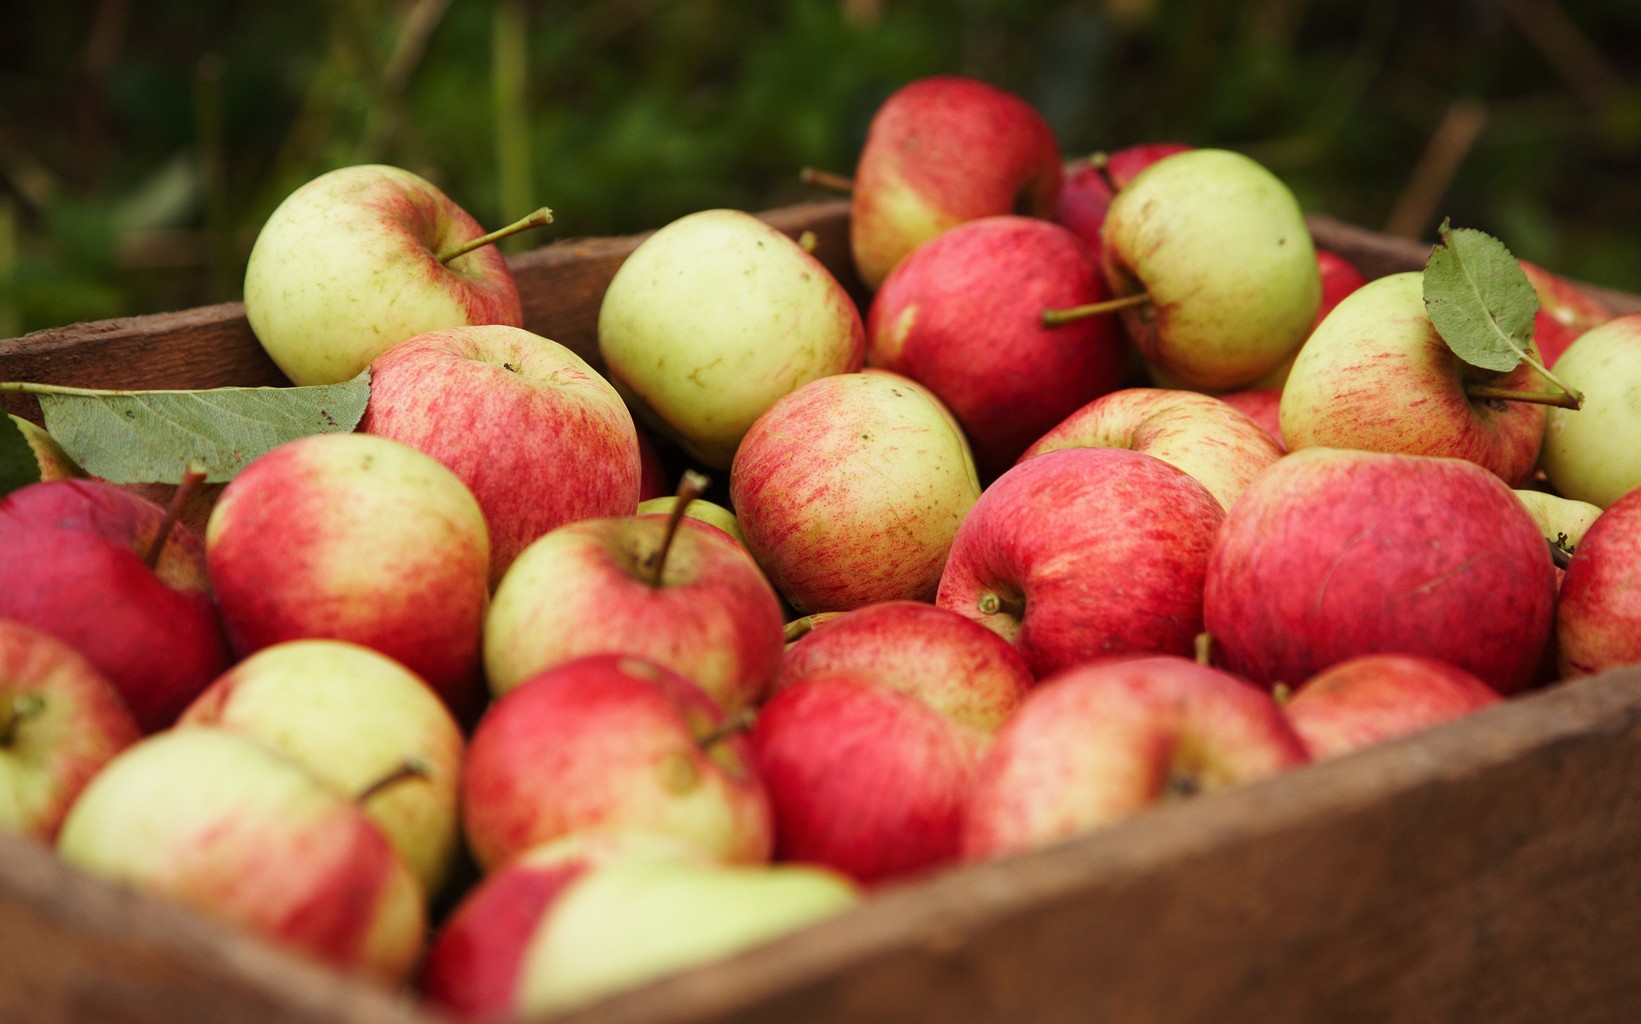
1423, 219, 1540, 373
0, 414, 41, 497
33, 370, 371, 485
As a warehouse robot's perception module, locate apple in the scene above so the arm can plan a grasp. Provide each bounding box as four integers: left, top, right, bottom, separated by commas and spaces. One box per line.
936, 446, 1225, 677
1280, 653, 1501, 761
0, 620, 140, 843
243, 164, 533, 386
962, 655, 1308, 862
1204, 447, 1556, 695
57, 727, 425, 984
1520, 259, 1614, 368
484, 504, 784, 714
730, 370, 982, 614
177, 638, 466, 899
1555, 485, 1641, 677
864, 216, 1129, 477
635, 424, 669, 501
1100, 148, 1321, 390
1313, 248, 1369, 327
1280, 271, 1548, 486
597, 208, 865, 469
360, 324, 641, 587
1540, 313, 1641, 508
1513, 488, 1603, 570
460, 654, 773, 872
6, 414, 82, 481
849, 75, 1062, 290
1217, 386, 1286, 451
0, 478, 231, 731
1017, 387, 1284, 513
1055, 143, 1193, 259
205, 431, 491, 720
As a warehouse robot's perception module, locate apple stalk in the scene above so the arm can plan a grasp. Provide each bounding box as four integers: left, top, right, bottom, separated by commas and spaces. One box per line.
1041, 291, 1152, 328
798, 168, 855, 194
642, 470, 711, 587
143, 464, 207, 570
436, 207, 554, 265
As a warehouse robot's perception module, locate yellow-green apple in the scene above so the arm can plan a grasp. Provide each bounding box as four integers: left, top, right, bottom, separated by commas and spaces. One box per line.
57, 727, 425, 984
0, 620, 140, 843
1280, 653, 1501, 761
597, 208, 864, 469
205, 432, 491, 720
936, 446, 1225, 677
424, 837, 858, 1020
483, 510, 784, 714
459, 654, 773, 872
1217, 386, 1286, 451
962, 656, 1308, 862
1541, 314, 1641, 508
1520, 259, 1614, 368
1100, 148, 1320, 390
864, 216, 1129, 477
1055, 143, 1192, 261
360, 325, 641, 587
0, 478, 230, 731
730, 370, 981, 614
1514, 488, 1603, 574
1280, 272, 1549, 486
6, 414, 81, 481
243, 164, 527, 386
1204, 448, 1556, 695
176, 639, 465, 899
1555, 485, 1641, 677
636, 495, 747, 550
1017, 387, 1284, 513
849, 75, 1062, 290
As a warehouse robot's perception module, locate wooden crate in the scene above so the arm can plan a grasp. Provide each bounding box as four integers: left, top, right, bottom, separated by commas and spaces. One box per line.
3, 200, 1640, 1024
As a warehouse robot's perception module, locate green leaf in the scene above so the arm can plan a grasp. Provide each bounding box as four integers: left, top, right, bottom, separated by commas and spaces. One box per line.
0, 414, 42, 497
33, 370, 371, 485
1423, 219, 1541, 373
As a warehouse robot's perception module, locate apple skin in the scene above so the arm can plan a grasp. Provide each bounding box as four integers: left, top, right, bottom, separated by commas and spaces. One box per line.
865, 216, 1130, 477
1555, 485, 1641, 677
1514, 488, 1603, 574
205, 432, 491, 720
1216, 387, 1286, 451
730, 370, 982, 614
1101, 148, 1321, 390
0, 620, 141, 843
460, 654, 774, 872
1017, 387, 1284, 513
936, 446, 1225, 678
1520, 259, 1614, 368
1314, 248, 1369, 327
0, 478, 231, 732
484, 513, 784, 714
962, 656, 1308, 862
57, 727, 426, 984
849, 75, 1062, 290
1281, 653, 1501, 761
361, 325, 641, 588
1540, 313, 1641, 508
6, 414, 82, 480
177, 638, 466, 899
243, 164, 523, 386
1055, 143, 1193, 259
597, 208, 865, 469
1204, 447, 1556, 695
1280, 271, 1547, 487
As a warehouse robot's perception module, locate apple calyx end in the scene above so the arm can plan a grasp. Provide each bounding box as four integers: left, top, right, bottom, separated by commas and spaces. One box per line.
0, 693, 46, 747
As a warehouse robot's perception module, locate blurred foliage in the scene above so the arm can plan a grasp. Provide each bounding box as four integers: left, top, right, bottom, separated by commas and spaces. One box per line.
1, 0, 1638, 335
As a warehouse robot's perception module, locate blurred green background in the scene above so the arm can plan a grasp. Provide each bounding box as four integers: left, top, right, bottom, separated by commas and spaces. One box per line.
2, 0, 1638, 337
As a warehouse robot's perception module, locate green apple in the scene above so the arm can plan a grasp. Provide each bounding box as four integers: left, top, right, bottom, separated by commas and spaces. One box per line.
1541, 313, 1641, 508
1513, 488, 1603, 560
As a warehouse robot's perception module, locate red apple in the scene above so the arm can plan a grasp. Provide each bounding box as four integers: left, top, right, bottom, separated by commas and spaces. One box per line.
849, 75, 1062, 290
0, 478, 230, 731
962, 656, 1308, 862
1314, 247, 1369, 327
1556, 485, 1641, 678
1204, 447, 1556, 695
865, 216, 1129, 477
936, 446, 1225, 677
1281, 653, 1501, 761
1216, 386, 1286, 451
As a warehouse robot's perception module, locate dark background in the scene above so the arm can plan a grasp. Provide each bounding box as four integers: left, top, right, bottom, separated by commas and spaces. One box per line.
2, 0, 1638, 337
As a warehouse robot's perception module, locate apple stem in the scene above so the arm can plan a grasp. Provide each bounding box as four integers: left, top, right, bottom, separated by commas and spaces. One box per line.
355, 757, 432, 806
1271, 682, 1292, 706
797, 230, 818, 255
977, 590, 1026, 620
643, 470, 710, 588
142, 463, 207, 571
1086, 150, 1118, 193
798, 167, 855, 194
436, 206, 554, 264
0, 693, 45, 747
1193, 632, 1214, 667
1464, 383, 1583, 410
783, 615, 820, 644
696, 707, 756, 751
1042, 291, 1152, 328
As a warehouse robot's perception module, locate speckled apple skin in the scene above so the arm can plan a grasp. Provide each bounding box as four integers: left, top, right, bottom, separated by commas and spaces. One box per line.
243, 164, 522, 386
1556, 486, 1641, 677
866, 216, 1129, 478
1282, 653, 1501, 761
1204, 447, 1556, 695
850, 75, 1062, 290
936, 446, 1225, 678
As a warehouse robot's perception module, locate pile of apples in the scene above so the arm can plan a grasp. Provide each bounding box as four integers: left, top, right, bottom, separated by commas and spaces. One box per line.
4, 72, 1641, 1021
